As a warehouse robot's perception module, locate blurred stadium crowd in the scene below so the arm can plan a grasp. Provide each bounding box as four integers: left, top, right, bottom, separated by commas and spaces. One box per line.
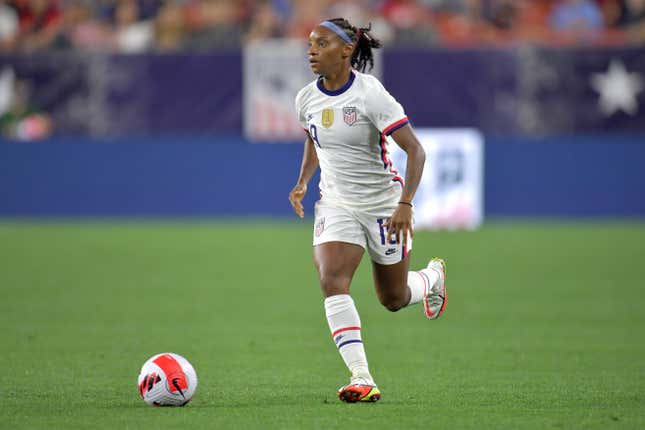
1, 0, 645, 52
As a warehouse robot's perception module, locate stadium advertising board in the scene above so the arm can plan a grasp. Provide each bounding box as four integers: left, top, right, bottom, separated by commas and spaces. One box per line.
389, 128, 484, 230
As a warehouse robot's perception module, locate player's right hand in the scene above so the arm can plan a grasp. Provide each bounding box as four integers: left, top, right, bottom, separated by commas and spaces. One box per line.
288, 183, 307, 218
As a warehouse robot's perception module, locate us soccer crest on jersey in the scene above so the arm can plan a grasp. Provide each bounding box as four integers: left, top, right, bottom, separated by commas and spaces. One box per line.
343, 106, 357, 126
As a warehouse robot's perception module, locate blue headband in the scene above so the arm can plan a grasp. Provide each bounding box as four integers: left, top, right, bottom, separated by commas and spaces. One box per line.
319, 21, 353, 44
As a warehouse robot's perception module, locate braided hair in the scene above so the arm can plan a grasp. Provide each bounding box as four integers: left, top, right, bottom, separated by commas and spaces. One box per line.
326, 18, 382, 72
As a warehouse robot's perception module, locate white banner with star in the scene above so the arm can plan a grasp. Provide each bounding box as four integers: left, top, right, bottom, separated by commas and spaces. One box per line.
243, 39, 382, 142
590, 59, 644, 117
243, 40, 311, 142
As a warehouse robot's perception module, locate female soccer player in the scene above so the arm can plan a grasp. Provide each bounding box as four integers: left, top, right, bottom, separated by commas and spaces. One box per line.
289, 18, 447, 403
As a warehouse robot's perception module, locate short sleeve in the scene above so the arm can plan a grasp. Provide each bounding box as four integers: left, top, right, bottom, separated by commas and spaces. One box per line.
294, 88, 307, 130
364, 79, 409, 136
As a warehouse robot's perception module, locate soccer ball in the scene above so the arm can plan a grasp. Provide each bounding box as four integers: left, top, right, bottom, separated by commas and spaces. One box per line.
137, 352, 198, 406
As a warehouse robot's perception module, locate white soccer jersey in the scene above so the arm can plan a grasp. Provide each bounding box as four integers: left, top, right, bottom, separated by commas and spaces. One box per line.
295, 70, 409, 211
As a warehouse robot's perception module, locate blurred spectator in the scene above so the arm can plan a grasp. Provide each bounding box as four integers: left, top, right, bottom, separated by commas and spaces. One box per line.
428, 0, 486, 46
423, 0, 470, 14
58, 1, 113, 51
379, 0, 436, 45
269, 0, 291, 22
483, 0, 518, 31
0, 0, 19, 51
0, 72, 53, 141
620, 0, 645, 23
113, 0, 154, 53
0, 0, 643, 51
478, 0, 555, 45
13, 0, 63, 51
620, 0, 645, 42
325, 0, 395, 45
549, 0, 605, 43
245, 0, 283, 42
514, 0, 558, 43
598, 0, 624, 27
325, 0, 370, 25
154, 1, 186, 51
137, 0, 162, 20
285, 0, 328, 39
183, 0, 245, 50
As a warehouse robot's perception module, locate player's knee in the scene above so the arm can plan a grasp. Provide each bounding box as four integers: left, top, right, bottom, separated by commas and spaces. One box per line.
384, 302, 403, 312
319, 274, 351, 296
379, 296, 405, 312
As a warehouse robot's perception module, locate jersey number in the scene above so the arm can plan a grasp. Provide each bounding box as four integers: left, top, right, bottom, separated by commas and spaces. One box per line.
309, 124, 321, 148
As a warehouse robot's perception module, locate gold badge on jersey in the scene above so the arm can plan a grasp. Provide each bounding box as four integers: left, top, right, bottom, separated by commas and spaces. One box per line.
321, 108, 334, 128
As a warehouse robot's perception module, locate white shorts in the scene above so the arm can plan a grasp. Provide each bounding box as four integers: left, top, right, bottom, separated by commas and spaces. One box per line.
312, 200, 413, 265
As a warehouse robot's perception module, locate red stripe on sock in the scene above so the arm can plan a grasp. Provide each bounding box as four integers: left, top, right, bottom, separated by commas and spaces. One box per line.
331, 326, 361, 337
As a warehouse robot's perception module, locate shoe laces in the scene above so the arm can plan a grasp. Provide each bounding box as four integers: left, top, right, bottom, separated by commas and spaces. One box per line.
427, 294, 444, 308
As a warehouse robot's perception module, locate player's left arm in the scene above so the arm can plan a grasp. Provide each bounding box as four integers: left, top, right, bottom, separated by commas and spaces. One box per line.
386, 124, 426, 246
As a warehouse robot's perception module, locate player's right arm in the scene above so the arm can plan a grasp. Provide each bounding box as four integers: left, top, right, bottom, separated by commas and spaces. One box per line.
289, 132, 319, 218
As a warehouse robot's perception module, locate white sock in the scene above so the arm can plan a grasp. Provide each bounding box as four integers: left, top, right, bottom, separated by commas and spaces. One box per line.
407, 269, 439, 306
324, 294, 373, 382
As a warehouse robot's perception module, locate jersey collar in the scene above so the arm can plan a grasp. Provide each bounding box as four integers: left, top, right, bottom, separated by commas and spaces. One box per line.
316, 71, 356, 96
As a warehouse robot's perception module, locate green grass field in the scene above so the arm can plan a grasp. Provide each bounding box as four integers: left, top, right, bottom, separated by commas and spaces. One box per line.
1, 220, 644, 429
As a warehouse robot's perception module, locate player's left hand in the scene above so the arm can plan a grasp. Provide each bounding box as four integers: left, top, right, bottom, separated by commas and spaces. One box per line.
385, 203, 414, 249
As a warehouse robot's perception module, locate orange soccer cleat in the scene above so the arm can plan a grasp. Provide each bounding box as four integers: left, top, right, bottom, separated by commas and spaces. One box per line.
338, 378, 381, 403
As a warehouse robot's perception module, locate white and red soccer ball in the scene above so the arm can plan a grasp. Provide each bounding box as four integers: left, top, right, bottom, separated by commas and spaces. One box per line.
138, 353, 198, 406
